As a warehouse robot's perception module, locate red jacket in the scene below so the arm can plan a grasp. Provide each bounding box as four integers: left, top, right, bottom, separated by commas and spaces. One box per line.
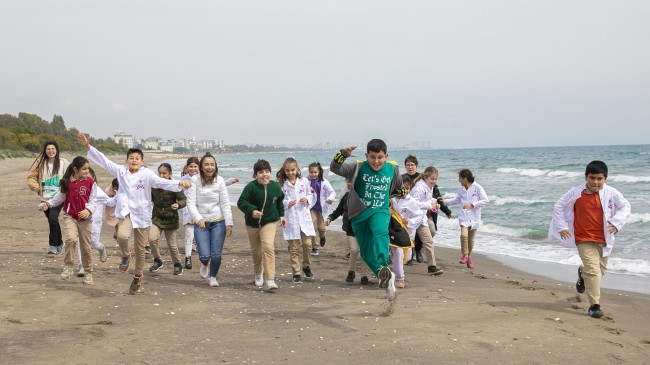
49, 177, 97, 221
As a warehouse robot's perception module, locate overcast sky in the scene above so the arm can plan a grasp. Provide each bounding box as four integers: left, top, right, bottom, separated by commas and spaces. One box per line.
2, 1, 649, 149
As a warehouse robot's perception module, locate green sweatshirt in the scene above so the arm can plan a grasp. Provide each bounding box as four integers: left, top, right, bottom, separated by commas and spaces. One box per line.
237, 180, 285, 228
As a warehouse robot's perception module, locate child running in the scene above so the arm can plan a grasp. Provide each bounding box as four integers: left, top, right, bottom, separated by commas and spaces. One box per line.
149, 163, 187, 276
186, 153, 233, 287
237, 159, 286, 291
442, 169, 489, 269
180, 157, 200, 269
390, 176, 420, 287
77, 132, 191, 294
410, 167, 444, 276
389, 202, 414, 289
329, 139, 405, 301
75, 167, 110, 277
549, 160, 631, 318
38, 156, 97, 285
278, 157, 317, 283
307, 162, 336, 256
326, 178, 372, 285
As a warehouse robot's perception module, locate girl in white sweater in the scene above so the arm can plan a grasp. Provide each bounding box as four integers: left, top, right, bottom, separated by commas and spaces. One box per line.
186, 153, 233, 287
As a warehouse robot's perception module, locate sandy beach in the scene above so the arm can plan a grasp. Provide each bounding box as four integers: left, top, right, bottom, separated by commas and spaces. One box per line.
1, 156, 649, 365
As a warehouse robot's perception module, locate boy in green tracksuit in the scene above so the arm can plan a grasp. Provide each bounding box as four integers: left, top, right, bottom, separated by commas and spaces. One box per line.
237, 159, 286, 291
330, 139, 405, 301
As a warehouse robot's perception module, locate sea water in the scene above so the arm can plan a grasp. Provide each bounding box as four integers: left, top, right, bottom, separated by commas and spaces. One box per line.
157, 144, 650, 294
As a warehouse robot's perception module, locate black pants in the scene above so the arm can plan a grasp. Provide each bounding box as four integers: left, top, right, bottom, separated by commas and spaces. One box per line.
43, 204, 63, 246
414, 234, 422, 253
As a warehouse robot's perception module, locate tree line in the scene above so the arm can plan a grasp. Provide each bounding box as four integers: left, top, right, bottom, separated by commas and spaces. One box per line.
0, 112, 125, 154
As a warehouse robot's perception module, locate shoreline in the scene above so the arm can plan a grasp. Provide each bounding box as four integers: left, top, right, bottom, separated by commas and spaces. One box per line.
2, 156, 650, 363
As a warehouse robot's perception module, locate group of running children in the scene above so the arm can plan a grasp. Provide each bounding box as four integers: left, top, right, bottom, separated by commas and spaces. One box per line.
30, 133, 631, 318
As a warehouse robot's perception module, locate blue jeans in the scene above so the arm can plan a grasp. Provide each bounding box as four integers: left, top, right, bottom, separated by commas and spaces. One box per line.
194, 220, 226, 278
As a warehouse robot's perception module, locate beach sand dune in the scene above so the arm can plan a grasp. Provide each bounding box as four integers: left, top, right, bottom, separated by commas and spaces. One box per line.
1, 157, 649, 364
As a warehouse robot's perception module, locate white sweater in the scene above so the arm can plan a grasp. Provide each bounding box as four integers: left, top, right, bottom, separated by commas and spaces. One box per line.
186, 174, 233, 226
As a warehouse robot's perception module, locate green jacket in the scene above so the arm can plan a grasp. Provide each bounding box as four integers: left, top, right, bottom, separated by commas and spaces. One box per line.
151, 188, 187, 230
237, 180, 285, 228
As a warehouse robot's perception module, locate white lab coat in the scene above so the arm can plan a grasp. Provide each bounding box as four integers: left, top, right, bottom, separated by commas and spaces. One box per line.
312, 178, 336, 218
444, 182, 489, 229
87, 146, 183, 229
548, 184, 631, 257
409, 179, 439, 229
282, 177, 317, 240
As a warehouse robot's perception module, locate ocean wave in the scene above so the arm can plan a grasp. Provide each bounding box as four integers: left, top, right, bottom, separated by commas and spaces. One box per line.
608, 175, 650, 183
480, 223, 548, 240
490, 195, 550, 206
607, 257, 650, 276
497, 167, 582, 179
628, 213, 650, 224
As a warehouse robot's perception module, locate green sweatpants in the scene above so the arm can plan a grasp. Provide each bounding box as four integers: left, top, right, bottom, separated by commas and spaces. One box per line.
351, 208, 390, 276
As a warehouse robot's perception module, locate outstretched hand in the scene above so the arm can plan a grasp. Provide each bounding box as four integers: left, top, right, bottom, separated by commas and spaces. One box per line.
343, 146, 357, 158
76, 132, 90, 149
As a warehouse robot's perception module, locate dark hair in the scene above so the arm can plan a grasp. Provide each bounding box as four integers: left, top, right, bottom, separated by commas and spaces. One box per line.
459, 169, 475, 183
401, 174, 412, 188
308, 162, 324, 181
182, 156, 200, 176
277, 157, 301, 186
33, 140, 62, 177
404, 155, 418, 166
126, 148, 144, 160
253, 159, 271, 177
585, 160, 608, 178
367, 139, 387, 154
199, 153, 218, 186
158, 163, 173, 176
111, 178, 119, 190
59, 156, 90, 195
89, 167, 97, 183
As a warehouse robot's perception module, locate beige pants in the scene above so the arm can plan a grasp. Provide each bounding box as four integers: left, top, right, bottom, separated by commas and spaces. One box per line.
149, 225, 181, 265
309, 210, 326, 248
347, 235, 371, 276
62, 214, 92, 271
461, 226, 477, 256
577, 242, 608, 306
245, 223, 277, 281
117, 215, 149, 276
287, 231, 312, 275
416, 225, 436, 266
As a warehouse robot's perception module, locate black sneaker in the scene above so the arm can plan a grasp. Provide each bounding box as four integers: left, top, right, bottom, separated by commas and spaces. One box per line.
576, 267, 585, 293
128, 275, 143, 295
310, 248, 319, 256
303, 267, 313, 279
360, 276, 372, 286
293, 275, 303, 284
320, 237, 326, 247
406, 258, 414, 266
588, 304, 604, 318
185, 256, 192, 270
378, 267, 391, 289
149, 259, 163, 273
173, 263, 183, 276
118, 256, 131, 273
345, 271, 355, 283
427, 265, 444, 276
416, 250, 423, 263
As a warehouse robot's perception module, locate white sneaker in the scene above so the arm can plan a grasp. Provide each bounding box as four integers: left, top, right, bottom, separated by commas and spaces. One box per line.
61, 266, 74, 280
385, 272, 396, 301
263, 280, 278, 291
199, 263, 209, 279
83, 272, 94, 285
77, 263, 85, 277
99, 246, 108, 263
254, 271, 264, 287
209, 277, 219, 287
